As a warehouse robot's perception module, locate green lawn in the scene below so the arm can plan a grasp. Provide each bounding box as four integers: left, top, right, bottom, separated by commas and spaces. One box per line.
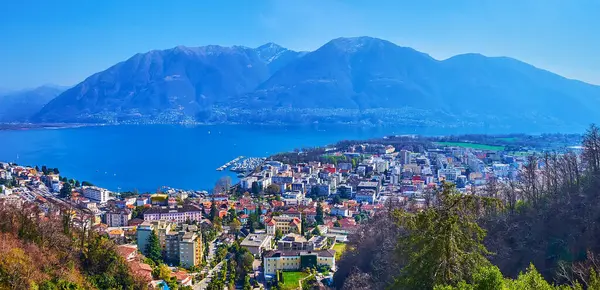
280, 272, 310, 290
436, 142, 505, 151
333, 243, 347, 260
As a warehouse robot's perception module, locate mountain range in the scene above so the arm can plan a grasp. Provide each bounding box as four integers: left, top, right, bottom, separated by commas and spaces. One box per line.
25, 37, 600, 130
0, 85, 66, 122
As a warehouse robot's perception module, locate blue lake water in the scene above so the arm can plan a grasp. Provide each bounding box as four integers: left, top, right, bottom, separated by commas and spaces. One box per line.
0, 124, 521, 192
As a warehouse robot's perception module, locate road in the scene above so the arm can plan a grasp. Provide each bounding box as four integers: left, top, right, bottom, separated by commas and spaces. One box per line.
195, 259, 226, 290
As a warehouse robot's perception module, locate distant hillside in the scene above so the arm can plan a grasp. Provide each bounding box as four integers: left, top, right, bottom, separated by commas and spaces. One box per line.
32, 37, 600, 131
33, 44, 302, 123
0, 85, 65, 122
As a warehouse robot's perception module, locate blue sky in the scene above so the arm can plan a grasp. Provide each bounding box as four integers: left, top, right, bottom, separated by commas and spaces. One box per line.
1, 0, 599, 89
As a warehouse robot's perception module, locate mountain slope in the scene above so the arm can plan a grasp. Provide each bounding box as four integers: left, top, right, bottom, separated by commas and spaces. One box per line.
242, 37, 440, 109
33, 45, 296, 123
30, 37, 600, 130
0, 85, 65, 122
254, 42, 306, 74
236, 36, 600, 129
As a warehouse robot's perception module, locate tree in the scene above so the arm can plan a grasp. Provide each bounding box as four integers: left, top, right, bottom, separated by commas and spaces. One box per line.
145, 230, 163, 264
53, 168, 59, 174
310, 186, 321, 198
59, 182, 72, 199
312, 227, 321, 237
251, 181, 260, 196
41, 165, 48, 175
209, 200, 218, 221
393, 182, 496, 289
34, 165, 40, 172
230, 218, 242, 235
275, 228, 283, 240
316, 203, 324, 225
243, 275, 252, 290
266, 184, 281, 195
583, 124, 600, 175
333, 195, 342, 205
301, 217, 307, 235
74, 180, 81, 187
334, 220, 341, 227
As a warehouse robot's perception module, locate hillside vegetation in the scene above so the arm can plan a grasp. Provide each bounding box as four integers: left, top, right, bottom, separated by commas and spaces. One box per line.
335, 124, 600, 289
0, 204, 148, 289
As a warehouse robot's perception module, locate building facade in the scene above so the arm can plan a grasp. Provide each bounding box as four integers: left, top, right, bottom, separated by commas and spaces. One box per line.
143, 204, 203, 223
265, 216, 302, 236
179, 232, 202, 268
263, 250, 336, 276
83, 186, 110, 203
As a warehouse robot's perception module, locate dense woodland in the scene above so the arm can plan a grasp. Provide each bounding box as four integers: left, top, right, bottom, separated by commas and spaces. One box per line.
0, 204, 147, 289
334, 125, 600, 289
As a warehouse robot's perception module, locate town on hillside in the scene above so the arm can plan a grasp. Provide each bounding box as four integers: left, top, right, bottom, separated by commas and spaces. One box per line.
0, 134, 582, 290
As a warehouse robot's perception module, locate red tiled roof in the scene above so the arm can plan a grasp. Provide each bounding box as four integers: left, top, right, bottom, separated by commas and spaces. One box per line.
117, 245, 137, 260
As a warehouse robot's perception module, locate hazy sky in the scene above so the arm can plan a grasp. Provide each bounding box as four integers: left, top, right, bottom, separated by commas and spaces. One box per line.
1, 0, 599, 89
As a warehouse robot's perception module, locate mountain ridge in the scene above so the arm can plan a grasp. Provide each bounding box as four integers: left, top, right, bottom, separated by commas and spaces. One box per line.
0, 85, 66, 122
32, 37, 600, 131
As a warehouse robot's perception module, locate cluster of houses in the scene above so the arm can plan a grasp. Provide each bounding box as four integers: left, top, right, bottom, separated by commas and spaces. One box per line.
0, 140, 536, 286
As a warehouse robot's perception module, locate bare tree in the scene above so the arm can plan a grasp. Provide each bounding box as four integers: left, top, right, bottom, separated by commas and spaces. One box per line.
583, 124, 600, 174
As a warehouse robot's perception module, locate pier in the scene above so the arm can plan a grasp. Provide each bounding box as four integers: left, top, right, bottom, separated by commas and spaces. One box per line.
216, 156, 244, 171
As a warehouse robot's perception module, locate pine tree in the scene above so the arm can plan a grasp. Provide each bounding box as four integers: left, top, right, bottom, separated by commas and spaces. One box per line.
316, 203, 324, 225
210, 199, 218, 221
59, 182, 73, 199
394, 182, 497, 289
145, 230, 163, 264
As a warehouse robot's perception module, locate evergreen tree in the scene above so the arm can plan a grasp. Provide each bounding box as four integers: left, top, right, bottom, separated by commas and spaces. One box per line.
53, 168, 59, 174
301, 216, 307, 235
316, 203, 324, 225
59, 182, 73, 199
145, 230, 163, 264
251, 181, 260, 196
393, 182, 497, 289
209, 199, 218, 221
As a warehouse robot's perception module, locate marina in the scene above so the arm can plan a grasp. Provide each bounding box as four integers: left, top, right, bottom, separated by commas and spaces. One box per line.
229, 157, 266, 173
216, 156, 244, 171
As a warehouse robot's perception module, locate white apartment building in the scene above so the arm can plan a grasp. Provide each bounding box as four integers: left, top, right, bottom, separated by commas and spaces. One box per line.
83, 186, 110, 203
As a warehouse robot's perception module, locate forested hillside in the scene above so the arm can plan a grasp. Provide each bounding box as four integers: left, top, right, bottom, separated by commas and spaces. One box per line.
0, 204, 147, 289
335, 125, 600, 289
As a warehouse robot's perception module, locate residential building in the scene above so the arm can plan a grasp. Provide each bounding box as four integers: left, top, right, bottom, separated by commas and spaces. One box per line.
265, 216, 302, 236
355, 189, 377, 204
165, 232, 182, 264
263, 249, 336, 276
143, 204, 203, 223
136, 220, 174, 255
179, 232, 202, 268
241, 234, 273, 256
357, 181, 379, 194
330, 205, 350, 217
83, 186, 110, 203
277, 233, 309, 251
105, 208, 132, 227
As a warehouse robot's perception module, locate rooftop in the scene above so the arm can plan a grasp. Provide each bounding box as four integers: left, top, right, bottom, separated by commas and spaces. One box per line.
264, 249, 336, 258
241, 234, 271, 247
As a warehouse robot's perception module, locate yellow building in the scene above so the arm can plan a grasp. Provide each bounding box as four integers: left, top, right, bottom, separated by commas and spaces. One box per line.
265, 216, 301, 236
263, 249, 336, 276
179, 232, 202, 268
